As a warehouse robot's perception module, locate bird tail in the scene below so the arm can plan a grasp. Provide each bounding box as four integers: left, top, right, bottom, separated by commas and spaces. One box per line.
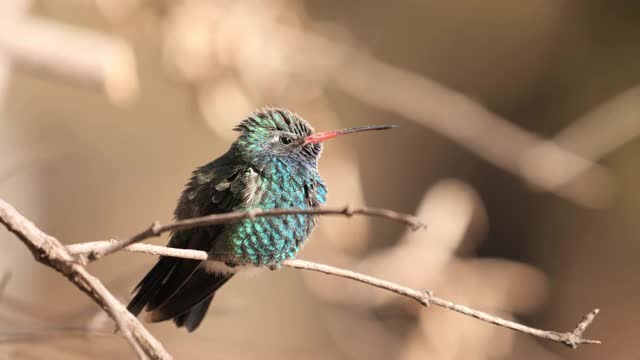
127, 256, 233, 332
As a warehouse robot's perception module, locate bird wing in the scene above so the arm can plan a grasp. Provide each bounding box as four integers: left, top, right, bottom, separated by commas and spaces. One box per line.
128, 150, 258, 321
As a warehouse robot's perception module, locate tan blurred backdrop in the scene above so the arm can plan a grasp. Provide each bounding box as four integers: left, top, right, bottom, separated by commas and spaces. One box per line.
1, 1, 639, 359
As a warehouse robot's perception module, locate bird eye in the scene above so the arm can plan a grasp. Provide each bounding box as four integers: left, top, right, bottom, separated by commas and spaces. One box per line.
279, 136, 292, 145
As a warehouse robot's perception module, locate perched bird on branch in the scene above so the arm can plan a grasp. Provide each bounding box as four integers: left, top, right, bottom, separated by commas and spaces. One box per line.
127, 107, 396, 331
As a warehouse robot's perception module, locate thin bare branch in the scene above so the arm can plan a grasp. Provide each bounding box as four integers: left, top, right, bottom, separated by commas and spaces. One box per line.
67, 240, 601, 349
86, 206, 426, 262
284, 259, 600, 348
0, 199, 171, 360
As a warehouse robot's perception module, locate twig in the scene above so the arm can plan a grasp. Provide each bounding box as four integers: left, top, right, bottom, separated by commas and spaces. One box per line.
67, 241, 601, 349
0, 199, 171, 360
284, 260, 600, 349
86, 206, 426, 262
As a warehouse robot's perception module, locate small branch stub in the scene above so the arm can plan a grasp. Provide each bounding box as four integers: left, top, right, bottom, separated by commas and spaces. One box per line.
562, 308, 601, 348
342, 205, 354, 217
419, 290, 433, 307
150, 221, 162, 235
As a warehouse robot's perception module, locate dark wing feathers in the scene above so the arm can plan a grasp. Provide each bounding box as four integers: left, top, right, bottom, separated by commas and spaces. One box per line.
149, 266, 232, 324
144, 231, 202, 311
173, 294, 214, 331
127, 150, 250, 331
127, 255, 175, 317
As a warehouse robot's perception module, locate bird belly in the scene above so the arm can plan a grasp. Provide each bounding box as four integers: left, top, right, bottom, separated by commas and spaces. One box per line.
219, 163, 323, 266
224, 212, 314, 266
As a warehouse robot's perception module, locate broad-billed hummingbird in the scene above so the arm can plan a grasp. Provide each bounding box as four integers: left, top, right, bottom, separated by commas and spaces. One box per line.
127, 107, 396, 331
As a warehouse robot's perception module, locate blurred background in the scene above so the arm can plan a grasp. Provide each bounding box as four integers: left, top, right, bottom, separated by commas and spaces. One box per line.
0, 0, 638, 359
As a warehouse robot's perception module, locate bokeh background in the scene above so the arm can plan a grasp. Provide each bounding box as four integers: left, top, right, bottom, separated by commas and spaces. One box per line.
1, 1, 638, 359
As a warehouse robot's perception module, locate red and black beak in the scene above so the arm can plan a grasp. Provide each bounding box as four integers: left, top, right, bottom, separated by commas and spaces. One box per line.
304, 125, 398, 145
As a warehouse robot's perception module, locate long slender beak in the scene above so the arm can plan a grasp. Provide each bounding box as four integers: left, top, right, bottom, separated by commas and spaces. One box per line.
304, 125, 398, 144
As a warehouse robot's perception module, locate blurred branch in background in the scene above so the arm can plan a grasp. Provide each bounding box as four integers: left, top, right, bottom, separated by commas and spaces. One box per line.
0, 0, 31, 111
332, 53, 614, 208
279, 29, 615, 208
50, 0, 640, 207
520, 86, 640, 195
0, 271, 10, 301
0, 2, 138, 107
100, 0, 617, 208
0, 326, 111, 345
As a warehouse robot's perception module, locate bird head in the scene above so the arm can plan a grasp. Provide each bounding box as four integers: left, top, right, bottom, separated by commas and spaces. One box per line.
233, 107, 396, 168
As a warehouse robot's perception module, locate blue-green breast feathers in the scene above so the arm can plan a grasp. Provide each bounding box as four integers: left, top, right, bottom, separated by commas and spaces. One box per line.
229, 158, 327, 264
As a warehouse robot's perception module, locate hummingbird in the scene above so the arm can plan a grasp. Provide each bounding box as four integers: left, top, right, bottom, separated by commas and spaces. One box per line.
127, 107, 396, 331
